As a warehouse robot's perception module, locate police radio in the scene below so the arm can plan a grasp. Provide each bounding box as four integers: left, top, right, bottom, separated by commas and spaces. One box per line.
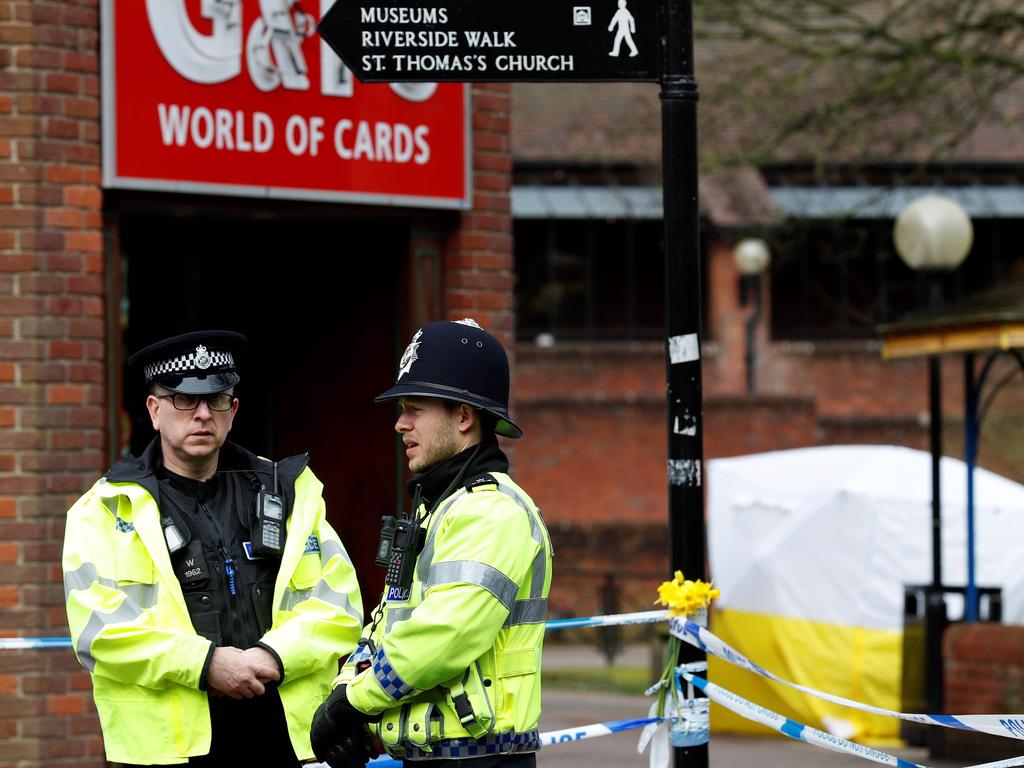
376, 488, 425, 591
251, 461, 285, 557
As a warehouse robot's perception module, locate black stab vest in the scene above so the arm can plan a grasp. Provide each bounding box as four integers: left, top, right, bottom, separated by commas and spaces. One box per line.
157, 468, 281, 649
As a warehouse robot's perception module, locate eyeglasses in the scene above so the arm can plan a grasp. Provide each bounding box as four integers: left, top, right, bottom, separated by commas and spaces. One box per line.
157, 392, 234, 412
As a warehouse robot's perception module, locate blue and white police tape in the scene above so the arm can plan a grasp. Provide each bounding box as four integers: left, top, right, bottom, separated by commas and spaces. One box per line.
679, 668, 1024, 768
545, 609, 668, 631
307, 717, 666, 768
0, 610, 673, 650
679, 669, 927, 768
670, 616, 1024, 743
0, 637, 72, 650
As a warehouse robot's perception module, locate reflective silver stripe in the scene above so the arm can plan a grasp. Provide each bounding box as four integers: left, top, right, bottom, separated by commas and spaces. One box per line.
282, 580, 362, 622
497, 485, 549, 600
63, 562, 115, 597
319, 537, 353, 570
64, 562, 160, 673
427, 560, 518, 612
385, 606, 415, 633
415, 490, 467, 597
121, 583, 159, 611
77, 601, 142, 672
495, 484, 553, 626
63, 563, 156, 608
504, 597, 548, 627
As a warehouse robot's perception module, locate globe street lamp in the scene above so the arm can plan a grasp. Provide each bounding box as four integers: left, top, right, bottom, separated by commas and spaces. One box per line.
894, 194, 973, 273
734, 238, 771, 394
892, 194, 972, 747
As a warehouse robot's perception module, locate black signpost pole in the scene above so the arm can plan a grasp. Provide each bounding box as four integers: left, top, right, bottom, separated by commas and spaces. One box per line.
659, 0, 708, 766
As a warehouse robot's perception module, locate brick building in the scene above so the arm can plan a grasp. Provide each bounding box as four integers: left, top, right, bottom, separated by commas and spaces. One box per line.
0, 3, 514, 765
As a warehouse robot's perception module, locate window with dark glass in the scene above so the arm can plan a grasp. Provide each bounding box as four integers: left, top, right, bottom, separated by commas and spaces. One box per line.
515, 219, 708, 342
769, 217, 1024, 341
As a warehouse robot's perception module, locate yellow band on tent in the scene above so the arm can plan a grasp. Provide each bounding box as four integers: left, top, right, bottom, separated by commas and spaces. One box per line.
709, 608, 903, 746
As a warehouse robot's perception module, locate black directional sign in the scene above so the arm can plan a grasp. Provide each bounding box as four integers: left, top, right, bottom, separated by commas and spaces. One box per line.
318, 0, 660, 82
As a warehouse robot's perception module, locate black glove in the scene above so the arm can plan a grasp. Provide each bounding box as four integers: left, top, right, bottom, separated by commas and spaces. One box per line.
310, 685, 375, 768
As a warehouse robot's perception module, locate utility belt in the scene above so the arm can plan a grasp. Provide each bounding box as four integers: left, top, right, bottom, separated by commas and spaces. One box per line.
373, 660, 539, 758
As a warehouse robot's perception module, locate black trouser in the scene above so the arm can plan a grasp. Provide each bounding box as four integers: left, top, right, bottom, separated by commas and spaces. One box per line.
404, 753, 537, 768
112, 689, 300, 767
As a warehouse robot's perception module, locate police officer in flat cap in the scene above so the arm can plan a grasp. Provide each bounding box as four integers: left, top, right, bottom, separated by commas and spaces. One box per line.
62, 331, 363, 767
311, 319, 554, 768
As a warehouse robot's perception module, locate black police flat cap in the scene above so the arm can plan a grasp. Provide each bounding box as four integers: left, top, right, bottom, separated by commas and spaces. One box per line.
128, 330, 246, 395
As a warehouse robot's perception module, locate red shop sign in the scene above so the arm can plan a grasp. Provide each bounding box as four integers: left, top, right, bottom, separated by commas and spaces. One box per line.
101, 0, 470, 208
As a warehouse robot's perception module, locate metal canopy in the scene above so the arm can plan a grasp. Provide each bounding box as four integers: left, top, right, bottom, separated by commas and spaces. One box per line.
511, 185, 664, 220
772, 185, 1024, 220
513, 183, 1024, 222
881, 278, 1024, 359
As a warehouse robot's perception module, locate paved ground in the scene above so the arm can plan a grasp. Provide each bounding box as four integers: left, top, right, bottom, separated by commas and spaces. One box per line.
537, 643, 970, 768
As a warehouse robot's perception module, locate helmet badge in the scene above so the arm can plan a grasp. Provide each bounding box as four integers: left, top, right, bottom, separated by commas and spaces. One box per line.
397, 329, 423, 380
194, 345, 212, 370
455, 318, 482, 329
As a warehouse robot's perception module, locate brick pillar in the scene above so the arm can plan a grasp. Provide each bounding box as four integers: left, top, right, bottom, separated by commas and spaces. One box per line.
444, 83, 514, 346
0, 2, 106, 766
942, 623, 1024, 761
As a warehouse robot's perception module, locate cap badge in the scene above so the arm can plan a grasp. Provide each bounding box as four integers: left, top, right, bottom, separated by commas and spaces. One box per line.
397, 329, 423, 380
194, 345, 212, 370
455, 318, 482, 329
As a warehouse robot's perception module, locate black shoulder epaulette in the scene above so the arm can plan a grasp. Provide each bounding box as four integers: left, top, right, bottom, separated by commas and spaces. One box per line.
464, 473, 498, 492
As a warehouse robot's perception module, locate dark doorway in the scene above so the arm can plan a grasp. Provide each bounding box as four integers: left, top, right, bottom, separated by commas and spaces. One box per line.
116, 209, 404, 606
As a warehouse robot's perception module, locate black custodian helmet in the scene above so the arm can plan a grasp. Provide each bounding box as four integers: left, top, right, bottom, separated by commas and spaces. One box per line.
376, 319, 522, 439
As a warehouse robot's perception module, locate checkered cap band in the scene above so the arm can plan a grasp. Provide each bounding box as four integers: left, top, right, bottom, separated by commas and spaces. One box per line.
373, 646, 416, 701
143, 349, 234, 382
395, 729, 541, 760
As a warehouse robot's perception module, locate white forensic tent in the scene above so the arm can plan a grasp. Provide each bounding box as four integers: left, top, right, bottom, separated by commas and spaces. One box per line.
707, 445, 1024, 744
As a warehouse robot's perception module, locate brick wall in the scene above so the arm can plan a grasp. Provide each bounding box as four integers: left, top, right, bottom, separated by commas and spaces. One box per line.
444, 83, 515, 346
942, 623, 1024, 761
0, 1, 106, 766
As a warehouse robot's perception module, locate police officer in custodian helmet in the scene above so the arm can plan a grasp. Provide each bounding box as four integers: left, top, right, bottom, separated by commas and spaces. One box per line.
311, 319, 554, 767
62, 331, 363, 766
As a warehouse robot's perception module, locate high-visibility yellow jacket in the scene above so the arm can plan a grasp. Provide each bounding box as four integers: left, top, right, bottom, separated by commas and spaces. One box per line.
338, 472, 553, 760
62, 458, 362, 765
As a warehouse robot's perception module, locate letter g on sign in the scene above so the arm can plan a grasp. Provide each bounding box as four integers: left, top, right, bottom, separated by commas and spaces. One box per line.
145, 0, 243, 84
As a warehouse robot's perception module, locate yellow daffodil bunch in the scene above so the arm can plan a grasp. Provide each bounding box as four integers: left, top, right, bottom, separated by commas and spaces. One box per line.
649, 572, 719, 743
655, 570, 719, 617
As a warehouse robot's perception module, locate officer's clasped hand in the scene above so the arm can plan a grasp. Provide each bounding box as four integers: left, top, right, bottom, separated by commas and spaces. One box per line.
310, 685, 375, 768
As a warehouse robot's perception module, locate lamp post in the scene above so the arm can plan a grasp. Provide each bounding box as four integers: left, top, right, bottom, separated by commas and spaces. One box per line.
893, 194, 974, 598
734, 238, 771, 395
892, 194, 973, 743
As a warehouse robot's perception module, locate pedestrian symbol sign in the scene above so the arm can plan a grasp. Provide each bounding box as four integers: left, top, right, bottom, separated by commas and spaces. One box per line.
318, 0, 660, 83
608, 1, 639, 58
